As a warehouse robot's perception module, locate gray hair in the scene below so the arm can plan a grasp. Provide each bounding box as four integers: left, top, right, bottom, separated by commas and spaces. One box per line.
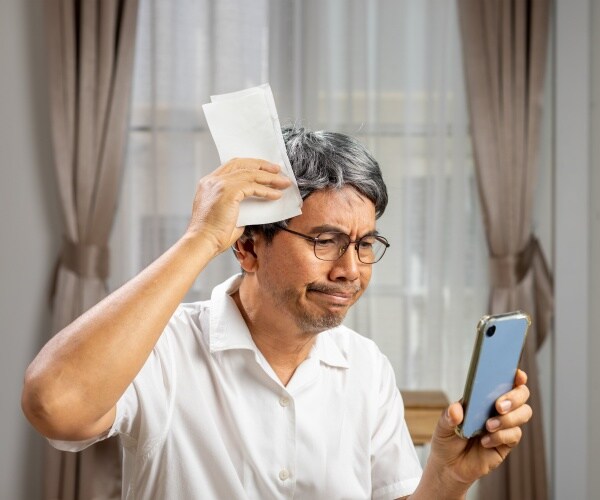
243, 125, 388, 242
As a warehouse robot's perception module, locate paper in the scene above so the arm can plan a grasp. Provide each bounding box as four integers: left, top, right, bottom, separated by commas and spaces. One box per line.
202, 84, 303, 226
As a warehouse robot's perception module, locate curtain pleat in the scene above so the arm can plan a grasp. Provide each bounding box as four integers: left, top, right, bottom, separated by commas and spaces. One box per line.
44, 1, 139, 498
457, 1, 552, 499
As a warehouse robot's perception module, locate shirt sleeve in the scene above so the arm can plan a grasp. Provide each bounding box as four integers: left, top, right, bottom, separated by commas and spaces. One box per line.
47, 327, 175, 454
370, 354, 423, 500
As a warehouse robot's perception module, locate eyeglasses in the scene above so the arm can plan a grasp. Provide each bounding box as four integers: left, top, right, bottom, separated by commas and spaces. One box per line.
277, 226, 390, 264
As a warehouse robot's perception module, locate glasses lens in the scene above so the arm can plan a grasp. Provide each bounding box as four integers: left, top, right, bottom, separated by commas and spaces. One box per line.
313, 232, 388, 263
357, 235, 387, 263
314, 232, 350, 261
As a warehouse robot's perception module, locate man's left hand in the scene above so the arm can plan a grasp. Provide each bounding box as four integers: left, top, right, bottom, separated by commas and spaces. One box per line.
423, 369, 532, 496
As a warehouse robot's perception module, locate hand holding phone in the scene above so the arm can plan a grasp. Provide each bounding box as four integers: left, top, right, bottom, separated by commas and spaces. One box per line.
456, 311, 530, 439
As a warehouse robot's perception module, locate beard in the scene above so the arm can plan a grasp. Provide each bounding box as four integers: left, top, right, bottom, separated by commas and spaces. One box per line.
267, 281, 361, 334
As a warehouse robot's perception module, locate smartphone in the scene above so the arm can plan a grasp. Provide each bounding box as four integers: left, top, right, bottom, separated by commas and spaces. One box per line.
455, 311, 530, 439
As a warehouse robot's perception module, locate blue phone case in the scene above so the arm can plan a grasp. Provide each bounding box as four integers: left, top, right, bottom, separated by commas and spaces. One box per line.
456, 311, 530, 439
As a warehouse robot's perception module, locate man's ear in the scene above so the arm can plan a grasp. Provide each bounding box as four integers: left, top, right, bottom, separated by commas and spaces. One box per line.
233, 235, 259, 273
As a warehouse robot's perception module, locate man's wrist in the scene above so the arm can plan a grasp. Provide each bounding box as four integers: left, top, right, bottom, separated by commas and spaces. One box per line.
179, 229, 223, 260
410, 460, 470, 500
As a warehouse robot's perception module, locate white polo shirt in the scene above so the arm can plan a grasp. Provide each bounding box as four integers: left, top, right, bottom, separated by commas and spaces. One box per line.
51, 275, 422, 499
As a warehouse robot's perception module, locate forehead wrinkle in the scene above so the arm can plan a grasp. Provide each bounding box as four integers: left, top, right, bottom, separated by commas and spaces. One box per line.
291, 186, 376, 235
306, 224, 379, 239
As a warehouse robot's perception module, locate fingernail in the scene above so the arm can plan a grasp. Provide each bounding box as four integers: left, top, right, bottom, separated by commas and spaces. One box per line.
487, 418, 501, 431
499, 400, 512, 413
481, 435, 491, 446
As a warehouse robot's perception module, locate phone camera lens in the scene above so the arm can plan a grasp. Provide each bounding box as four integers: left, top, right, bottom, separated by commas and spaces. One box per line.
486, 325, 496, 337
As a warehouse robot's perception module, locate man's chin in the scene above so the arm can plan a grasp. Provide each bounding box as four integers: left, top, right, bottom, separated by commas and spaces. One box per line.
295, 310, 346, 333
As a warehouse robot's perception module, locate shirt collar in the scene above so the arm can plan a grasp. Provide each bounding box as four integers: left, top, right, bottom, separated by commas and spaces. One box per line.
209, 274, 257, 353
209, 274, 350, 369
310, 329, 350, 369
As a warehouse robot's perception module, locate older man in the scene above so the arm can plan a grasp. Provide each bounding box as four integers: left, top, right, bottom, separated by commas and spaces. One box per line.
22, 127, 531, 499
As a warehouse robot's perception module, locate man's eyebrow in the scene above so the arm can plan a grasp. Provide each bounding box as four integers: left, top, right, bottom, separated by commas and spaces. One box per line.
308, 225, 380, 237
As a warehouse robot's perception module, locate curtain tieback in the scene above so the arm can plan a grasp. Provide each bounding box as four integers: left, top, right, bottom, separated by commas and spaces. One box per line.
60, 237, 110, 280
489, 236, 539, 288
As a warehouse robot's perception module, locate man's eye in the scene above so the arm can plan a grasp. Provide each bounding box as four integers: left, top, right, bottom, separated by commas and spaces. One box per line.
358, 241, 374, 249
316, 238, 337, 247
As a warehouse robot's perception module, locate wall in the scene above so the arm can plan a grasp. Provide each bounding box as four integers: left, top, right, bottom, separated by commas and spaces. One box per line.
589, 1, 600, 497
555, 0, 591, 498
0, 1, 60, 498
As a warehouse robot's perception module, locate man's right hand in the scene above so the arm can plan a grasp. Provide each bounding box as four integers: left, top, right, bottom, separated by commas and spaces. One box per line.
186, 159, 291, 253
22, 158, 290, 442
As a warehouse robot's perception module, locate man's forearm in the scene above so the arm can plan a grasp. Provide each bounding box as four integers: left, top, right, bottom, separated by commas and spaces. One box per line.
22, 233, 218, 439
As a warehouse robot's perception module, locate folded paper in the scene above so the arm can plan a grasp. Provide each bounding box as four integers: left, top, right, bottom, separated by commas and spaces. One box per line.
203, 84, 303, 226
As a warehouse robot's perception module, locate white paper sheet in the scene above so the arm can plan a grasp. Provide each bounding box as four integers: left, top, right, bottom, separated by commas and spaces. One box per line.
202, 84, 303, 226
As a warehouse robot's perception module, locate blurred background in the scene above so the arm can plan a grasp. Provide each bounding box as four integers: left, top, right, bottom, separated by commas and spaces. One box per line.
0, 0, 596, 498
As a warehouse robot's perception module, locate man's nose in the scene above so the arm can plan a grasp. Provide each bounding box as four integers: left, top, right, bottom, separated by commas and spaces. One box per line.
329, 245, 361, 281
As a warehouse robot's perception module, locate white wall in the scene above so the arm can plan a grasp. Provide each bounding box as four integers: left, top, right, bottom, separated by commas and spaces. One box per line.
555, 0, 591, 498
589, 1, 600, 497
0, 1, 60, 498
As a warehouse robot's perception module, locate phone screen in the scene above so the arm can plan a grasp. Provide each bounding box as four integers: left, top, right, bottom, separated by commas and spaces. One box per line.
457, 311, 530, 439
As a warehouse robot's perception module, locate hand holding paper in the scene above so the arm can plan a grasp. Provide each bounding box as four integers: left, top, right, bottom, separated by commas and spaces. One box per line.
202, 84, 303, 227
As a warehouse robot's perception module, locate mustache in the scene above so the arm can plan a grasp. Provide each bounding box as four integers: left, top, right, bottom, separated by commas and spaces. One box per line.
307, 283, 361, 295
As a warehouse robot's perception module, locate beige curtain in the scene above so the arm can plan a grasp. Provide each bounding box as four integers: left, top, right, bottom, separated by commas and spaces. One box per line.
457, 1, 552, 499
44, 0, 139, 498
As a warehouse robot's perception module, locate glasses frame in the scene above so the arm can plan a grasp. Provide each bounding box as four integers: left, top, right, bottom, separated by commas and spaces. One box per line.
277, 226, 390, 264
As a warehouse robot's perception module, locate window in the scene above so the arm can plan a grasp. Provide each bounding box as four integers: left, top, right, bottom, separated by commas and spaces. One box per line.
111, 0, 487, 401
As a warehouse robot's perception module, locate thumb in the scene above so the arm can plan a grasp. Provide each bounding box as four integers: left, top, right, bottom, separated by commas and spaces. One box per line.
436, 402, 464, 439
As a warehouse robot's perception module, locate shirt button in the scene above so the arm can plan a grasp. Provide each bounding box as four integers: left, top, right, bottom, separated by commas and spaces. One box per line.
279, 468, 290, 481
279, 397, 290, 407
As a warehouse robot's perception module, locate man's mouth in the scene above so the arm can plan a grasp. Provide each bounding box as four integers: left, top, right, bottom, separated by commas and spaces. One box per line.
307, 284, 360, 305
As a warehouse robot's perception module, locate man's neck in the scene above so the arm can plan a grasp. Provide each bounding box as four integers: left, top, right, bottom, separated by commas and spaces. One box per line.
231, 288, 317, 386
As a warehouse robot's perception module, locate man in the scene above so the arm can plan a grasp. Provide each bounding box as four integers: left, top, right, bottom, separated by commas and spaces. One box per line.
22, 127, 532, 499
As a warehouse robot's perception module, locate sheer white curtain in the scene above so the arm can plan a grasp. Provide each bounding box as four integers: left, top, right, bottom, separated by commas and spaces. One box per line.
111, 0, 270, 298
112, 0, 487, 406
